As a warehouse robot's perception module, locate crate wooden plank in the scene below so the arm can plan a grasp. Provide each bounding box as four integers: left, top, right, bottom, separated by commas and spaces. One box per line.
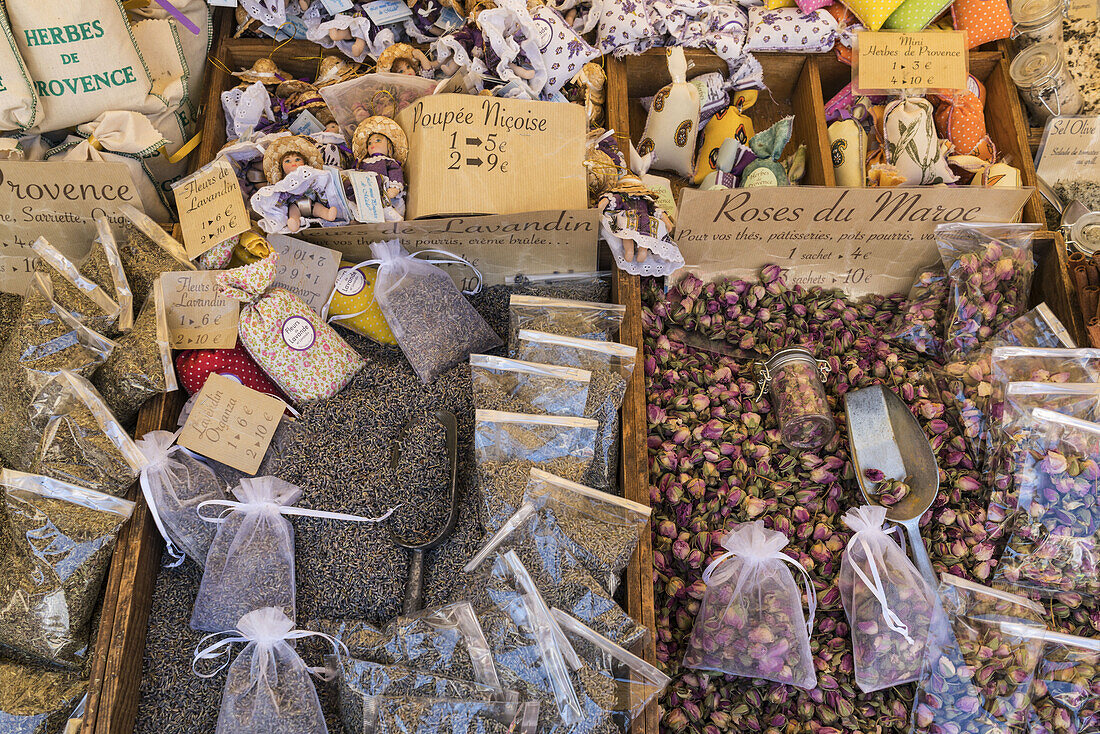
1034, 232, 1087, 346
613, 268, 660, 734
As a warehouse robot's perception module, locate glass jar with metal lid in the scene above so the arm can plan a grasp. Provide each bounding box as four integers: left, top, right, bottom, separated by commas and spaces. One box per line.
758, 348, 835, 451
1068, 211, 1100, 255
1011, 0, 1066, 51
1010, 42, 1083, 123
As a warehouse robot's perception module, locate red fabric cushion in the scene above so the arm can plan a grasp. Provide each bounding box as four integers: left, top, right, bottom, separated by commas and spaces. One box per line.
175, 345, 288, 402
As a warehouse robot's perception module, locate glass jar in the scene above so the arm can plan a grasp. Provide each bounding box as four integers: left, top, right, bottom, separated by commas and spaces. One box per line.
1010, 43, 1083, 123
1011, 0, 1065, 51
1069, 211, 1100, 255
759, 348, 836, 451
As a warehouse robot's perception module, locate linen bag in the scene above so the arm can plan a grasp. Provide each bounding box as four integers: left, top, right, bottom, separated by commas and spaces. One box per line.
840, 506, 938, 692
136, 429, 224, 566
742, 116, 794, 187
127, 0, 211, 107
883, 97, 957, 186
828, 118, 867, 187
933, 79, 993, 162
129, 17, 188, 114
194, 607, 339, 734
0, 8, 38, 131
842, 0, 906, 30
593, 0, 657, 54
638, 47, 699, 178
217, 253, 364, 403
323, 260, 398, 345
45, 111, 173, 222
369, 241, 502, 384
6, 0, 165, 131
683, 521, 818, 689
531, 5, 599, 95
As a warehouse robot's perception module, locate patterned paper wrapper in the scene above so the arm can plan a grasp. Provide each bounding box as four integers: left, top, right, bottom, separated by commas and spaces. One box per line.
217, 253, 364, 403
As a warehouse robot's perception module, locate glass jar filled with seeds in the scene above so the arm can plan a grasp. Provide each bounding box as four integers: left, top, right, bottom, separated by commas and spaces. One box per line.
759, 348, 835, 451
1010, 43, 1083, 123
1011, 0, 1066, 51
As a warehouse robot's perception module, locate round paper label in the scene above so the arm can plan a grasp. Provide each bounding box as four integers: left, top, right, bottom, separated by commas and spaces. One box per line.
741, 167, 778, 188
214, 372, 244, 386
282, 316, 316, 351
335, 267, 366, 296
533, 16, 554, 51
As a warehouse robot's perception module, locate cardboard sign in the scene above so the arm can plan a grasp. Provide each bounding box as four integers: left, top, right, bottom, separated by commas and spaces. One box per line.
266, 234, 341, 315
178, 373, 285, 475
1069, 0, 1099, 18
173, 160, 251, 259
855, 31, 968, 93
346, 171, 386, 223
397, 94, 587, 219
0, 160, 141, 295
673, 187, 1033, 297
299, 209, 599, 288
1036, 116, 1100, 191
160, 270, 239, 349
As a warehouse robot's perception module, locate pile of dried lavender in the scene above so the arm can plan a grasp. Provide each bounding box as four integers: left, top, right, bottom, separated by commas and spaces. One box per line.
643, 267, 1100, 733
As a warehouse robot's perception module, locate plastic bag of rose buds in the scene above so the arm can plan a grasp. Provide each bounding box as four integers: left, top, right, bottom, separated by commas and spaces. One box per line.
839, 506, 938, 693
507, 295, 626, 351
463, 499, 649, 649
682, 521, 818, 689
1024, 630, 1100, 734
473, 410, 598, 533
523, 468, 650, 594
513, 330, 637, 491
910, 574, 1047, 734
469, 355, 591, 417
884, 266, 949, 358
993, 409, 1100, 601
927, 309, 1082, 469
985, 382, 1100, 541
936, 222, 1039, 361
193, 607, 338, 734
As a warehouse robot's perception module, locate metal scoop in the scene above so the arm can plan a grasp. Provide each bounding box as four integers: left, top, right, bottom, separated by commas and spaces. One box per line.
844, 385, 939, 589
389, 410, 460, 615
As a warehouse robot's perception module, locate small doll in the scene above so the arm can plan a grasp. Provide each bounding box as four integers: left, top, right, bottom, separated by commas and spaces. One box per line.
432, 21, 487, 78
251, 135, 344, 233
314, 55, 363, 88
351, 116, 409, 221
404, 0, 465, 40
232, 58, 291, 88
315, 107, 343, 134
275, 79, 328, 119
598, 176, 676, 264
310, 5, 393, 62
377, 43, 433, 77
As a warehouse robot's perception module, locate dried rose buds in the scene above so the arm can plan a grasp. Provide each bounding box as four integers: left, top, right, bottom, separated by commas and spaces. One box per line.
760, 348, 836, 451
885, 268, 948, 358
872, 478, 912, 507
1027, 631, 1100, 734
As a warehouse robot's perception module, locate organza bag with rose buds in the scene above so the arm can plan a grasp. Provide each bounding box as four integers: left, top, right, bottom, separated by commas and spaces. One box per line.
840, 506, 939, 693
682, 521, 817, 689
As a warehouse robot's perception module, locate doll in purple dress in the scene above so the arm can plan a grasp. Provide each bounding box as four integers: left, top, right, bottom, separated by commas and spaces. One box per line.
257, 136, 340, 233
351, 115, 408, 221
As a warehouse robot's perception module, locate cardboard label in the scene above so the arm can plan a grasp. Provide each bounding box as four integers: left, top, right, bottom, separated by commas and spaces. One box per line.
347, 171, 386, 223
397, 95, 587, 219
641, 174, 677, 218
172, 160, 250, 259
299, 209, 599, 288
266, 234, 341, 315
160, 271, 240, 349
1069, 0, 1099, 18
177, 373, 285, 475
0, 161, 141, 294
364, 0, 413, 24
673, 187, 1033, 297
855, 31, 968, 93
289, 110, 325, 136
1036, 116, 1100, 189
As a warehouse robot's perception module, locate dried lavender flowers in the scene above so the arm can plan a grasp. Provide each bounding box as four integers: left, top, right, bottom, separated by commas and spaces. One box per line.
0, 658, 87, 734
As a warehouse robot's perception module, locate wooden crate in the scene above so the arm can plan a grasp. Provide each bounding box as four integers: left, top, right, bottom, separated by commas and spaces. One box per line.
1033, 232, 1085, 345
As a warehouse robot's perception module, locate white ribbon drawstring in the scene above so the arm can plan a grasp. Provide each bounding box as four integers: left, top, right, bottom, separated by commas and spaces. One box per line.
137, 429, 187, 567
846, 528, 914, 645
196, 498, 400, 525
192, 627, 348, 679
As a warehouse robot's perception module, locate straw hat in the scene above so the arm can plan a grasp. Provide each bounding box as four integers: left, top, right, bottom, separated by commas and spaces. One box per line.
315, 55, 362, 87
276, 79, 327, 113
352, 116, 409, 164
315, 107, 337, 127
263, 135, 326, 184
376, 43, 431, 74
233, 7, 259, 37
585, 149, 618, 199
234, 58, 291, 86
611, 174, 657, 199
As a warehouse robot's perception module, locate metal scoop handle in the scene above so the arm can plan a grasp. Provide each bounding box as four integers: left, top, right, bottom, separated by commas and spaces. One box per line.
390, 410, 460, 615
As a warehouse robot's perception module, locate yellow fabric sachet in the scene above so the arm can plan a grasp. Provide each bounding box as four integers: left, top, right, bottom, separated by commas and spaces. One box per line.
326, 261, 398, 345
694, 90, 757, 185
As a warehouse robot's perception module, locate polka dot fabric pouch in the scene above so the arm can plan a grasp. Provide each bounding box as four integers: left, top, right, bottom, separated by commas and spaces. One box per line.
934, 77, 994, 161
951, 0, 1012, 47
216, 253, 364, 403
841, 0, 906, 31
324, 261, 398, 346
175, 345, 288, 402
882, 0, 951, 31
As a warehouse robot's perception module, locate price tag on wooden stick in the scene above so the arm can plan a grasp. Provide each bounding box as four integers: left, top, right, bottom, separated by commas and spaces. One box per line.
160, 270, 239, 349
172, 160, 250, 259
854, 31, 968, 94
178, 374, 286, 474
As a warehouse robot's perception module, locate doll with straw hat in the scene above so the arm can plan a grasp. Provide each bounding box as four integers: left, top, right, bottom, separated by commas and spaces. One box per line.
351, 116, 408, 221
255, 135, 340, 233
233, 58, 291, 88
376, 43, 433, 77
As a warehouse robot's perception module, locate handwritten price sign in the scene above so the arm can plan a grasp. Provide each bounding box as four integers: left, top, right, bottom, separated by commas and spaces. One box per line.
855, 31, 968, 94
160, 270, 239, 349
267, 234, 341, 315
173, 160, 250, 259
178, 373, 286, 475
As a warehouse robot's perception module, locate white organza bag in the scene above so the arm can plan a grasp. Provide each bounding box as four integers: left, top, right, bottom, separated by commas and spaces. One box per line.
136, 430, 225, 567
45, 111, 173, 221
839, 506, 938, 693
683, 520, 818, 689
194, 607, 344, 734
